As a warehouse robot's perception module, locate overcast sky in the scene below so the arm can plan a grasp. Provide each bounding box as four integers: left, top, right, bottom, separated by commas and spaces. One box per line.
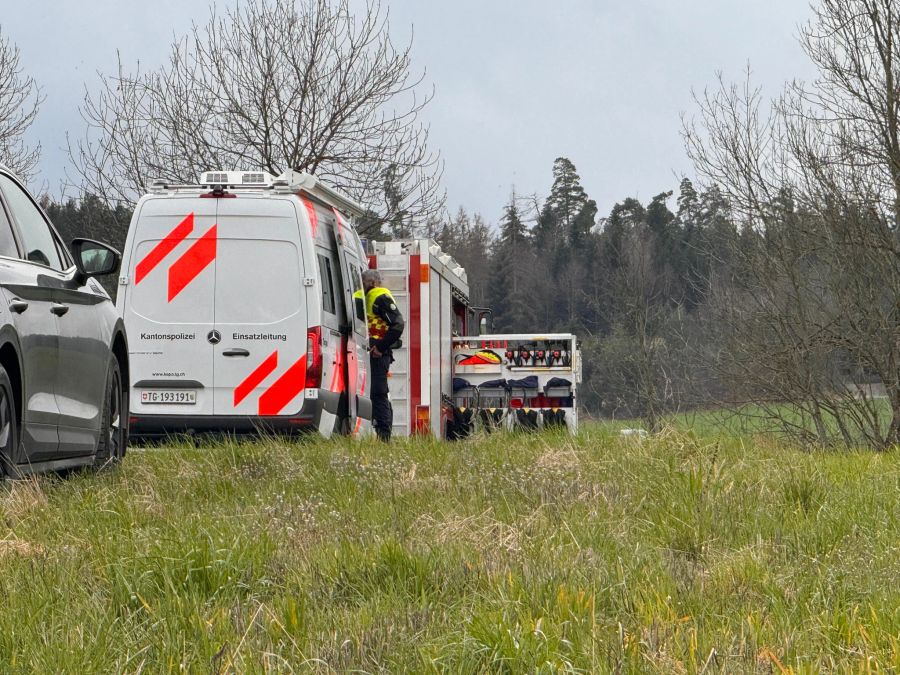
6, 0, 816, 223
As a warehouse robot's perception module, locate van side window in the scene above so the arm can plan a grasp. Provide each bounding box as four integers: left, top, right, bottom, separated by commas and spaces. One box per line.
318, 254, 336, 314
351, 267, 365, 322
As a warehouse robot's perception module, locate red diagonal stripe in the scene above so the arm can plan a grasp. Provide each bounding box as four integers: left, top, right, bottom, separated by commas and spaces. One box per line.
234, 350, 278, 407
258, 356, 307, 416
301, 196, 318, 238
135, 213, 193, 284
167, 224, 217, 301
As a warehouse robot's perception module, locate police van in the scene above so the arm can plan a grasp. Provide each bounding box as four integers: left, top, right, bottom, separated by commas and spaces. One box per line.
117, 170, 372, 438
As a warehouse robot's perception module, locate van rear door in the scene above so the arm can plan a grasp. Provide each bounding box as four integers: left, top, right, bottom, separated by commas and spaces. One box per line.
212, 197, 309, 418
124, 197, 217, 417
329, 210, 366, 429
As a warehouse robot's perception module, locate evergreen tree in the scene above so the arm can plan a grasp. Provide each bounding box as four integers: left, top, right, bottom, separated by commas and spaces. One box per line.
600, 197, 645, 272
571, 199, 598, 252
545, 157, 590, 232
533, 157, 595, 251
489, 196, 536, 331
675, 177, 700, 226
646, 191, 675, 237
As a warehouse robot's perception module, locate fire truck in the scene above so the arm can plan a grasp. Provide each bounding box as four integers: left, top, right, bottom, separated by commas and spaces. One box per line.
370, 240, 580, 438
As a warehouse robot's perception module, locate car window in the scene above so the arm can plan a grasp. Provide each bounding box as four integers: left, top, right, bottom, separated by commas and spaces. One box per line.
0, 174, 63, 270
0, 201, 19, 259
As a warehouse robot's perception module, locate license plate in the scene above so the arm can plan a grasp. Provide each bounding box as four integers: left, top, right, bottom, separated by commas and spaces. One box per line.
141, 390, 197, 404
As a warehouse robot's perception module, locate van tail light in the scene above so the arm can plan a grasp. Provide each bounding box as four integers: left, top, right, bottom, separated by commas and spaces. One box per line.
305, 327, 322, 389
414, 405, 431, 435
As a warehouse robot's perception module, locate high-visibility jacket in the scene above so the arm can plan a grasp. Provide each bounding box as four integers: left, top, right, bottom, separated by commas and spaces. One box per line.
362, 286, 404, 349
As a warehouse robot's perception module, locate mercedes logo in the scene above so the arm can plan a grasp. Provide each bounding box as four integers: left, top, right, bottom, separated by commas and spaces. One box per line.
207, 330, 222, 345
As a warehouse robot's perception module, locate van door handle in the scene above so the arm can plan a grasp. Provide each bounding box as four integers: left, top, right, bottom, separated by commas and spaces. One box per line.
50, 303, 69, 316
222, 348, 250, 357
8, 300, 28, 314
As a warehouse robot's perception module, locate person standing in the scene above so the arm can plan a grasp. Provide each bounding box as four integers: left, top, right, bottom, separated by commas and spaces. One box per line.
361, 270, 405, 441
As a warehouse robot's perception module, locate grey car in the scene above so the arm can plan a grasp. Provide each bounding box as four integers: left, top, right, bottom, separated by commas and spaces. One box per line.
0, 166, 128, 474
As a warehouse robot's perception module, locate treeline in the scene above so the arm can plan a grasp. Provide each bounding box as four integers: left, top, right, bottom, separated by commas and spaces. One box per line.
40, 194, 132, 254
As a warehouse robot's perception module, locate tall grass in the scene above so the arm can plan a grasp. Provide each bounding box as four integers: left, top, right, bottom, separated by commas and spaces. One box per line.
0, 425, 897, 671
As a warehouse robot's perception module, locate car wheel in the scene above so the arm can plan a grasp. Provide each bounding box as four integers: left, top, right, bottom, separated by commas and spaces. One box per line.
0, 366, 17, 477
95, 356, 127, 469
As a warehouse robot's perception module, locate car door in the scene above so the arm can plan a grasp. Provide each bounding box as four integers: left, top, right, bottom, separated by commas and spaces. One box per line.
52, 247, 112, 456
329, 210, 366, 431
317, 244, 346, 438
0, 172, 66, 461
211, 196, 309, 418
124, 197, 217, 419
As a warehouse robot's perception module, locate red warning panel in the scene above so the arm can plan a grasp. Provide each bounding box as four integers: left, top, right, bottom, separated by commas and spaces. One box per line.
258, 356, 308, 415
135, 213, 194, 284
234, 351, 279, 407
168, 225, 218, 301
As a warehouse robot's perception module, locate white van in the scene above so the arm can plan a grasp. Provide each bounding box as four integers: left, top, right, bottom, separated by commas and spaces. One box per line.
117, 170, 372, 438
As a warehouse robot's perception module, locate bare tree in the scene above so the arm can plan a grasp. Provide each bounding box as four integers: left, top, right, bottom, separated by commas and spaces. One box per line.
68, 0, 443, 233
583, 218, 691, 430
683, 0, 900, 449
0, 26, 42, 180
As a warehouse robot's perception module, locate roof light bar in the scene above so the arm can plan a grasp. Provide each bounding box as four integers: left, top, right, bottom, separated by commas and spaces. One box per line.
148, 169, 365, 220
199, 170, 276, 186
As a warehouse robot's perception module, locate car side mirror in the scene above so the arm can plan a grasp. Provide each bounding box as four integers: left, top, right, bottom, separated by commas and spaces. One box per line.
70, 238, 121, 279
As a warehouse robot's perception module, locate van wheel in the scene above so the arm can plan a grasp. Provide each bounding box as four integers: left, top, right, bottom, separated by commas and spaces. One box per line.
0, 366, 18, 477
95, 356, 127, 469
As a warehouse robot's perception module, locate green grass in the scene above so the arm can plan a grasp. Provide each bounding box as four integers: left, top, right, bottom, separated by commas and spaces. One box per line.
0, 424, 899, 672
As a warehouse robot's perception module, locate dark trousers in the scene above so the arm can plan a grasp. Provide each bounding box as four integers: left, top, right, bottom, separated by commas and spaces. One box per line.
370, 352, 393, 441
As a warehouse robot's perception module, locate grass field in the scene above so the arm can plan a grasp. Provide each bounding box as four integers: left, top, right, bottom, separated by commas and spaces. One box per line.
0, 424, 899, 672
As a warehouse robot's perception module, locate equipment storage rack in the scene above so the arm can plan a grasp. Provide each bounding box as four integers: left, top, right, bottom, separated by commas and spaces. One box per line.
450, 333, 581, 436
